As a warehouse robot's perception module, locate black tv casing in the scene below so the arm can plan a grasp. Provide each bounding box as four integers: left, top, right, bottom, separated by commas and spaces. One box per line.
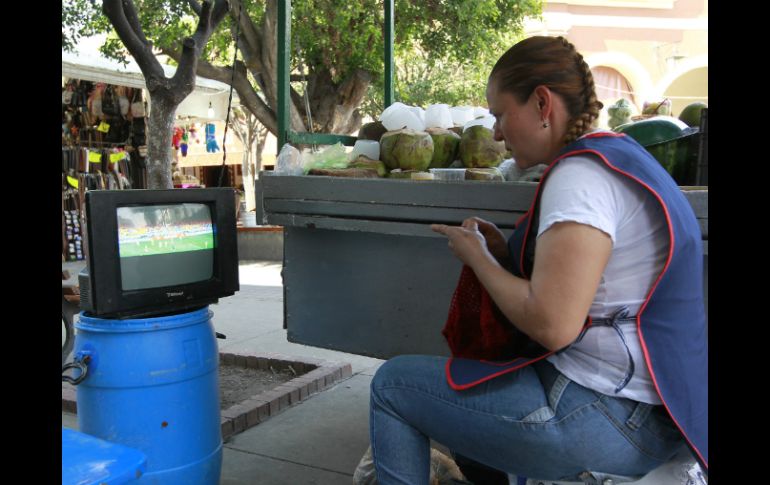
78, 188, 239, 319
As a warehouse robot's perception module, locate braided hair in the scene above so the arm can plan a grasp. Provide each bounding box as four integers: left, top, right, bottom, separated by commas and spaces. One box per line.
490, 36, 604, 145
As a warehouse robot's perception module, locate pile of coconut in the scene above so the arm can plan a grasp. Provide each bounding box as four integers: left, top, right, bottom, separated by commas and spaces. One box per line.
303, 103, 509, 181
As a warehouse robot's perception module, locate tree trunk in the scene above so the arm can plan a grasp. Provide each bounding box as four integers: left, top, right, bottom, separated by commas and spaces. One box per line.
243, 151, 256, 211
146, 96, 176, 189
307, 68, 371, 135
255, 127, 268, 176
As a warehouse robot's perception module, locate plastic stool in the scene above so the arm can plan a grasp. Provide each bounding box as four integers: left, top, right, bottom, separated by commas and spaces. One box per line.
507, 446, 706, 485
62, 428, 147, 485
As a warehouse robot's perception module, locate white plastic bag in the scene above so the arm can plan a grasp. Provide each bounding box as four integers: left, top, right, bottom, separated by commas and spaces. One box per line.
273, 143, 303, 176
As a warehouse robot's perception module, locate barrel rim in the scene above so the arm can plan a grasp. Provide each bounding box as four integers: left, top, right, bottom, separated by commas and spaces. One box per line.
76, 306, 212, 333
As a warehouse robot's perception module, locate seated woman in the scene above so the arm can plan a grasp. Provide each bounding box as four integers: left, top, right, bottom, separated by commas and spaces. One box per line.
368, 36, 707, 484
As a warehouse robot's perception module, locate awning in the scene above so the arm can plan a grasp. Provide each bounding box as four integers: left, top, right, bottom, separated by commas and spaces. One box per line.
62, 49, 239, 120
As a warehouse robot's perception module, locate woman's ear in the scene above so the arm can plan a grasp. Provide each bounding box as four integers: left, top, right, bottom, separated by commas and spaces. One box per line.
533, 85, 552, 118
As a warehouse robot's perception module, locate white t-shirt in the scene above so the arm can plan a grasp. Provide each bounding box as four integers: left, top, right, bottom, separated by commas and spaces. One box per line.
538, 151, 668, 404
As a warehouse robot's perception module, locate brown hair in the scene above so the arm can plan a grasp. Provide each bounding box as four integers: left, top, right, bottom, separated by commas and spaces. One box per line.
490, 36, 603, 145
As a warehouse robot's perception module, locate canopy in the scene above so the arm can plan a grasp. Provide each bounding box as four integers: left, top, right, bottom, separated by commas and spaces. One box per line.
61, 49, 239, 120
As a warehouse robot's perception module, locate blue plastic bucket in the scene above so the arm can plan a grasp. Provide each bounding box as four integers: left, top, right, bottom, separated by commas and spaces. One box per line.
74, 306, 222, 484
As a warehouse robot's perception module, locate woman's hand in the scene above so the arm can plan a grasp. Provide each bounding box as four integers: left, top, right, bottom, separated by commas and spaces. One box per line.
431, 219, 497, 269
463, 217, 510, 264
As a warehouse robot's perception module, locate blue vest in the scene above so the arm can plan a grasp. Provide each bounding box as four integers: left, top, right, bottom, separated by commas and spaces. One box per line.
445, 132, 708, 469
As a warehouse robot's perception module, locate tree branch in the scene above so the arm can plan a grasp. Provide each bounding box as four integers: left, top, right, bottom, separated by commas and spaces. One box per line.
103, 0, 164, 82
228, 0, 263, 71
122, 0, 149, 45
186, 55, 279, 135
187, 0, 203, 15
173, 0, 229, 101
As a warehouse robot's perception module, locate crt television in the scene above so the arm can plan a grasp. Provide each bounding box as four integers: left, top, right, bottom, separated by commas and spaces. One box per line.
79, 188, 239, 319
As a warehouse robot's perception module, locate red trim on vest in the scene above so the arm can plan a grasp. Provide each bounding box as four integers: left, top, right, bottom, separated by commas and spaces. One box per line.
584, 132, 625, 139
446, 353, 555, 390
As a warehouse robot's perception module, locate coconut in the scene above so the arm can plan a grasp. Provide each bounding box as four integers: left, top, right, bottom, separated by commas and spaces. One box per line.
459, 125, 505, 168
358, 121, 388, 142
426, 127, 461, 169
678, 102, 707, 128
348, 155, 387, 177
379, 128, 434, 171
448, 126, 464, 137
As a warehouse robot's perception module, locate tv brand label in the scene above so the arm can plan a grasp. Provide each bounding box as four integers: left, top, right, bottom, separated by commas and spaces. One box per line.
167, 292, 185, 297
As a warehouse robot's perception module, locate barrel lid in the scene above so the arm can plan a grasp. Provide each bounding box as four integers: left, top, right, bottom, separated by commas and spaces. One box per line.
62, 428, 147, 485
614, 116, 698, 146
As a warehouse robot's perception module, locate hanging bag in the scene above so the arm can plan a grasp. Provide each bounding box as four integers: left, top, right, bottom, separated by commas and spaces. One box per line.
117, 86, 130, 117
101, 85, 119, 117
130, 89, 146, 118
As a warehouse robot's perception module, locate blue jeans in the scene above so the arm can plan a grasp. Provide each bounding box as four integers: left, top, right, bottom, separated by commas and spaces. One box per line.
370, 355, 685, 484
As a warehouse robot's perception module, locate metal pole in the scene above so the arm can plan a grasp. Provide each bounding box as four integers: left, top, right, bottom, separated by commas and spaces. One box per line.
384, 0, 394, 108
277, 0, 291, 153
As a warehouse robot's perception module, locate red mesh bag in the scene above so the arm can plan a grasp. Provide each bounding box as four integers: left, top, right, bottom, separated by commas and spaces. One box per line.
442, 265, 518, 360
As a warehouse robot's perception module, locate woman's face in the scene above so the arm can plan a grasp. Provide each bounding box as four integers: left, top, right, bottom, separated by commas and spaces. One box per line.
486, 79, 553, 169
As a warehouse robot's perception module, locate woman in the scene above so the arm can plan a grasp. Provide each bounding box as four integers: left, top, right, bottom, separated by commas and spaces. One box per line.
369, 36, 707, 484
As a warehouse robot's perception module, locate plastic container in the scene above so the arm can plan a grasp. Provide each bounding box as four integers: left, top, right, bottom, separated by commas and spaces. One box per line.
450, 106, 475, 127
62, 428, 147, 485
425, 104, 453, 129
74, 306, 222, 484
351, 140, 380, 161
380, 104, 425, 131
429, 168, 466, 181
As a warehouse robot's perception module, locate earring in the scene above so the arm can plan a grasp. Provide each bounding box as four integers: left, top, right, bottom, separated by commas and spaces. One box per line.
542, 120, 549, 128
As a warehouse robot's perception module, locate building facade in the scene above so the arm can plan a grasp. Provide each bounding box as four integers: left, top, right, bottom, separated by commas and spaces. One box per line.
524, 0, 707, 121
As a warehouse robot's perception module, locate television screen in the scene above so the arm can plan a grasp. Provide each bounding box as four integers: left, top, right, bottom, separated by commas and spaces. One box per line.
117, 203, 215, 290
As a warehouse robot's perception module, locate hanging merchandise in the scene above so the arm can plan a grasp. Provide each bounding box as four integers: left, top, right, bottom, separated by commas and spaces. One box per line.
205, 123, 220, 153
101, 85, 120, 117
181, 128, 189, 157
172, 126, 184, 150
117, 86, 130, 117
89, 83, 106, 119
130, 89, 145, 118
189, 124, 199, 144
62, 82, 75, 105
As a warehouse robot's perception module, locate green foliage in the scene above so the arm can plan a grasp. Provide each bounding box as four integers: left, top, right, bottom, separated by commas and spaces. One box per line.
62, 0, 112, 52
62, 0, 542, 117
290, 0, 382, 82
360, 29, 524, 118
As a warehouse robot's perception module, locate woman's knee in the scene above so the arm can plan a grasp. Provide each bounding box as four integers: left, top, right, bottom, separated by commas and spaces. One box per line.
371, 355, 446, 394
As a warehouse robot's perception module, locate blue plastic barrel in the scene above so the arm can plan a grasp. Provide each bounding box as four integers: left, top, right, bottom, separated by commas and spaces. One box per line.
74, 306, 222, 484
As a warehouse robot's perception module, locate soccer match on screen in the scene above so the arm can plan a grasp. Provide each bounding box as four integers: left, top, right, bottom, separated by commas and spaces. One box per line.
117, 204, 214, 258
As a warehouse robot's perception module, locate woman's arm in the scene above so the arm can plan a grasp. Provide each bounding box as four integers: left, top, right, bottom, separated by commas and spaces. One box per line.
431, 220, 612, 351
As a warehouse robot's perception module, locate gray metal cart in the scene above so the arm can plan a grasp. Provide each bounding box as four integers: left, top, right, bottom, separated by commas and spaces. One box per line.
256, 175, 707, 359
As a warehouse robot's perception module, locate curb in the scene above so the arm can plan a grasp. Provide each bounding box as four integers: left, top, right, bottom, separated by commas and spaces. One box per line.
62, 351, 353, 441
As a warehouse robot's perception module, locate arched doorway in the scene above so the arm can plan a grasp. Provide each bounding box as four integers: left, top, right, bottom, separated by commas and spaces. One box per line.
662, 67, 708, 118
591, 65, 637, 107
